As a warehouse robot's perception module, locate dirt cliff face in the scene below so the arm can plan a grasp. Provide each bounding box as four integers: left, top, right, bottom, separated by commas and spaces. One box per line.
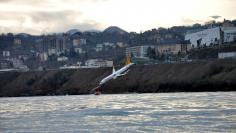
0, 60, 236, 97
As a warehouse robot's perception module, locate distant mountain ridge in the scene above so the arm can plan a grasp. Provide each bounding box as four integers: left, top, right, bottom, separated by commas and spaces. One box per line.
103, 26, 127, 34
16, 33, 31, 38
66, 29, 81, 35
84, 29, 101, 33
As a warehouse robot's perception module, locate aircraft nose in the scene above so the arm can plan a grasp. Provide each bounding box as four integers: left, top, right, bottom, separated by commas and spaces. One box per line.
99, 80, 105, 85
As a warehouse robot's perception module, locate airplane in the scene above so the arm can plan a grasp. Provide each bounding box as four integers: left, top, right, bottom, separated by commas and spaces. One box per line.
91, 56, 134, 95
99, 56, 134, 85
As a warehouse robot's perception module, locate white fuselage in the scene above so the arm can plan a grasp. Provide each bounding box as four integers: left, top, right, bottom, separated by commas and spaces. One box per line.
0, 69, 17, 72
99, 63, 134, 85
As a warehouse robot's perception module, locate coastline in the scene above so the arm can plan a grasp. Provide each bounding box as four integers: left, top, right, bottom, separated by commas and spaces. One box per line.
0, 60, 236, 97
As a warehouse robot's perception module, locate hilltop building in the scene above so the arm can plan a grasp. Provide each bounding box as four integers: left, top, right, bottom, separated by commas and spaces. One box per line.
48, 49, 57, 56
57, 56, 68, 62
126, 44, 192, 59
156, 44, 192, 55
185, 27, 222, 47
95, 44, 103, 52
103, 42, 114, 47
14, 38, 22, 45
73, 38, 87, 47
72, 39, 80, 47
74, 48, 85, 54
185, 25, 236, 48
116, 42, 125, 48
39, 53, 48, 62
224, 27, 236, 43
2, 51, 10, 57
39, 35, 71, 55
222, 19, 234, 27
126, 45, 155, 59
79, 39, 87, 45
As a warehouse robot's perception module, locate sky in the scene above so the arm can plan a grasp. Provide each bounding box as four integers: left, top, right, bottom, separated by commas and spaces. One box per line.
0, 0, 236, 35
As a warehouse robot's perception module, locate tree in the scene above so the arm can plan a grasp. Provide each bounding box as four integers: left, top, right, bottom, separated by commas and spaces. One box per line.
147, 47, 156, 59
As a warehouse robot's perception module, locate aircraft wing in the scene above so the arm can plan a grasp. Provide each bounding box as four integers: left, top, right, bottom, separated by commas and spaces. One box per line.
117, 73, 127, 77
117, 70, 129, 77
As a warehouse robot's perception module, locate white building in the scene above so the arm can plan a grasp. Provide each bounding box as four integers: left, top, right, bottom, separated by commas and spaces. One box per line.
85, 59, 113, 68
223, 27, 236, 43
74, 48, 84, 54
103, 42, 114, 47
116, 42, 125, 48
0, 60, 13, 69
48, 49, 56, 56
80, 39, 87, 45
185, 27, 236, 48
9, 58, 29, 71
156, 44, 192, 55
14, 38, 22, 45
95, 44, 103, 52
73, 39, 80, 47
72, 38, 86, 47
218, 52, 236, 59
2, 51, 10, 57
126, 45, 155, 58
40, 36, 68, 54
185, 27, 221, 47
57, 56, 68, 62
39, 53, 48, 61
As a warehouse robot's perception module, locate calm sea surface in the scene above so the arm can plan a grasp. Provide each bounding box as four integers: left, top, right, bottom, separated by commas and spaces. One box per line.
0, 92, 236, 133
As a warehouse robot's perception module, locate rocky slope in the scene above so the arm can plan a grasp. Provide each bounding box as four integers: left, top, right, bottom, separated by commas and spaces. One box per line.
0, 60, 236, 97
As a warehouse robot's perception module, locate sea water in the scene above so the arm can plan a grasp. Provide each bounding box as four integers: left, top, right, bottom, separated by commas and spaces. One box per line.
0, 92, 236, 133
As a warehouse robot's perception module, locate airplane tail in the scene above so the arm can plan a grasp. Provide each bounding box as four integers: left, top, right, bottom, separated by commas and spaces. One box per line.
125, 56, 132, 65
112, 66, 116, 73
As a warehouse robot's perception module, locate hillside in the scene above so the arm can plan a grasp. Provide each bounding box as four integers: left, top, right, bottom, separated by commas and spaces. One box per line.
0, 60, 236, 97
103, 26, 127, 34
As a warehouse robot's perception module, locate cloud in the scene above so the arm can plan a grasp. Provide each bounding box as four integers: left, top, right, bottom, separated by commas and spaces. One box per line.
0, 0, 107, 34
210, 15, 222, 19
0, 0, 49, 5
0, 0, 13, 2
0, 0, 108, 4
0, 10, 104, 34
29, 11, 81, 23
0, 0, 236, 33
0, 0, 109, 34
70, 21, 103, 31
181, 18, 206, 25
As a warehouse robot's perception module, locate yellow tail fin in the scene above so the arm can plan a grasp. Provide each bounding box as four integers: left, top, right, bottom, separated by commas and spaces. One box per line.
125, 56, 131, 65
112, 66, 115, 73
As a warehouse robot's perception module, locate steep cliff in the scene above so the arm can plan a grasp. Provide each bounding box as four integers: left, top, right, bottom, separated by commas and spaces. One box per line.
0, 60, 236, 97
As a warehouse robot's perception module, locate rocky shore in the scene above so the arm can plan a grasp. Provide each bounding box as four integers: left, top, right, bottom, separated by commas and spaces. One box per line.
0, 60, 236, 97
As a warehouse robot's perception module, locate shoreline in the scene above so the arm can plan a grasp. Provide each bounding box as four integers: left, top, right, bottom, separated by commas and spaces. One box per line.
1, 91, 236, 98
0, 60, 236, 97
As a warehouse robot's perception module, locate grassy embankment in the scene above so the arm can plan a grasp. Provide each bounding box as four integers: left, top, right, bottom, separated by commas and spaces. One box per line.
0, 60, 236, 97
